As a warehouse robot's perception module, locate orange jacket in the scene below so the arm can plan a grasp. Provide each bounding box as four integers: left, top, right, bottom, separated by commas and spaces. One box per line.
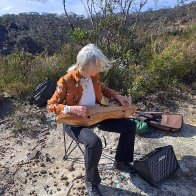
47, 68, 119, 115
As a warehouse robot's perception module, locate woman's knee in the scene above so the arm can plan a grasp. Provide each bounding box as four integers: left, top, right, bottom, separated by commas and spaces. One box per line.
86, 135, 102, 149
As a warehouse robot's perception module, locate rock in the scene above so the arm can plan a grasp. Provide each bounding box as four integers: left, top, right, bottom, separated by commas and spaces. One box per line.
32, 179, 37, 183
44, 185, 49, 190
60, 174, 68, 180
27, 150, 41, 160
109, 150, 113, 154
64, 180, 69, 186
45, 154, 52, 162
40, 163, 46, 167
40, 170, 47, 175
39, 131, 50, 137
75, 173, 83, 179
65, 163, 75, 171
54, 182, 58, 186
30, 190, 36, 195
30, 143, 38, 151
16, 139, 23, 146
38, 136, 47, 143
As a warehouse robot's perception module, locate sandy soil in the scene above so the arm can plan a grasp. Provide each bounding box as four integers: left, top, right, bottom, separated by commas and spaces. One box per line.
0, 88, 195, 196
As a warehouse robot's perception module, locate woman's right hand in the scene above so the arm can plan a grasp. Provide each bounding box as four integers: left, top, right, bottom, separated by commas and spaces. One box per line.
70, 106, 88, 118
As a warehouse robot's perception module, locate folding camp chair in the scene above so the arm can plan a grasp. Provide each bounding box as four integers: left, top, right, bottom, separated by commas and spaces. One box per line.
62, 129, 114, 162
63, 129, 84, 160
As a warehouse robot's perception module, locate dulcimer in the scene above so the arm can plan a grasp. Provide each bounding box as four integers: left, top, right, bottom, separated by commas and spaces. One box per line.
56, 105, 137, 126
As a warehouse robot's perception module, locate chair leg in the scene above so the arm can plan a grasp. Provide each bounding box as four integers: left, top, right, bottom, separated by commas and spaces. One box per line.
63, 130, 67, 160
63, 130, 84, 160
76, 142, 84, 155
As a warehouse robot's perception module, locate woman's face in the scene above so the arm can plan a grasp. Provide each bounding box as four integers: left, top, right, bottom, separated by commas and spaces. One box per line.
80, 65, 99, 78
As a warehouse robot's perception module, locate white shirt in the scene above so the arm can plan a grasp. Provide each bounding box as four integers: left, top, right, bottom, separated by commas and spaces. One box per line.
63, 70, 96, 114
79, 77, 96, 106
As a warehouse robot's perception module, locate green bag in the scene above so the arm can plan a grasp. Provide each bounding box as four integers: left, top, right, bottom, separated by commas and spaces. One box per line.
134, 119, 149, 134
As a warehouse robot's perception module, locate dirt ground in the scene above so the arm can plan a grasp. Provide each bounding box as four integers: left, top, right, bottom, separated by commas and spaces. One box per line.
0, 88, 195, 196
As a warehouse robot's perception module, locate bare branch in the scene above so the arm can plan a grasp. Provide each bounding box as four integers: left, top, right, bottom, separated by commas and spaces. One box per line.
63, 0, 75, 30
81, 0, 96, 30
132, 0, 148, 31
124, 0, 134, 22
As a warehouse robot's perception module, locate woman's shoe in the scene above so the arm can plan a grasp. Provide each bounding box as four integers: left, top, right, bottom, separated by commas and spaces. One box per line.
113, 160, 136, 173
85, 181, 102, 196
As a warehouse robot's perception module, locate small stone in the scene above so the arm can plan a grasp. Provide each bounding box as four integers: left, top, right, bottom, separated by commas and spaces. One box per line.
32, 179, 37, 183
60, 174, 68, 180
44, 185, 49, 190
75, 173, 83, 179
54, 182, 58, 187
38, 136, 47, 143
40, 170, 47, 174
57, 188, 61, 191
45, 155, 52, 162
64, 180, 69, 186
65, 163, 75, 171
68, 165, 74, 171
12, 187, 18, 192
109, 150, 113, 154
40, 163, 46, 167
30, 190, 35, 195
21, 177, 27, 184
31, 143, 38, 151
27, 150, 40, 160
39, 131, 50, 137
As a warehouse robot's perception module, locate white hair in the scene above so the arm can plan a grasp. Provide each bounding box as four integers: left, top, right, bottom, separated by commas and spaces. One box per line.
76, 44, 111, 72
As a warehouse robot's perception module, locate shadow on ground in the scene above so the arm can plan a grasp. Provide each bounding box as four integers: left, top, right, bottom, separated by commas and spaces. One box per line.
100, 184, 143, 196
141, 123, 196, 139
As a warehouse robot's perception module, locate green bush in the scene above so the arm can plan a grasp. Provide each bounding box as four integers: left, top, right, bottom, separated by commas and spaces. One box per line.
0, 22, 195, 100
0, 44, 76, 97
148, 39, 195, 87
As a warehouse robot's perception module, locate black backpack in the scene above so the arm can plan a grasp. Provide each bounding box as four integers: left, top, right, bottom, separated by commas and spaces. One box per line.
30, 78, 56, 107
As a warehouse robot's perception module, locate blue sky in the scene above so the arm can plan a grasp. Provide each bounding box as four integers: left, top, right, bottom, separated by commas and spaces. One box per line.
0, 0, 194, 16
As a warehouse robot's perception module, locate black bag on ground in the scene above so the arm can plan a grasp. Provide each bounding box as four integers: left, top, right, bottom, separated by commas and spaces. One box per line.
133, 145, 180, 186
30, 78, 56, 107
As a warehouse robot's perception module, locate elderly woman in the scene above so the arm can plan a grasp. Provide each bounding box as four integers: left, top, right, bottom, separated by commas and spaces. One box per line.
48, 44, 136, 196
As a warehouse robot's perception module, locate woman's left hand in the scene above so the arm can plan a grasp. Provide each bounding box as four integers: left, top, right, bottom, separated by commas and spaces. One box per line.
114, 94, 132, 106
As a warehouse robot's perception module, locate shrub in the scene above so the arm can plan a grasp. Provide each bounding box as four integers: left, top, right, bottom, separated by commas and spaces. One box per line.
148, 39, 196, 87
0, 44, 76, 97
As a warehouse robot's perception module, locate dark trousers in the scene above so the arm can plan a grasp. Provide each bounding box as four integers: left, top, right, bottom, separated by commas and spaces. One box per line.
63, 118, 136, 185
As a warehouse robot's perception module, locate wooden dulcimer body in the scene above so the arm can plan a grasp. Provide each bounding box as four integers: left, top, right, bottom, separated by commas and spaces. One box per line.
56, 105, 137, 126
